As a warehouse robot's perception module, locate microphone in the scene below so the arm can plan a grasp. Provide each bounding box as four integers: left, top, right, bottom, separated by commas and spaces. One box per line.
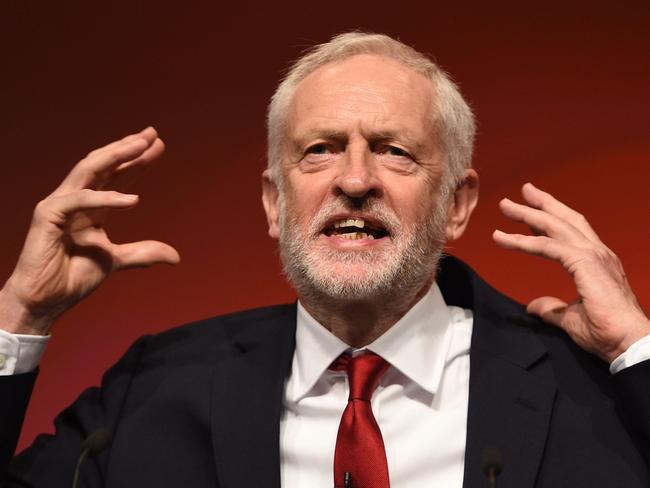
72, 428, 112, 488
343, 471, 352, 488
481, 446, 503, 488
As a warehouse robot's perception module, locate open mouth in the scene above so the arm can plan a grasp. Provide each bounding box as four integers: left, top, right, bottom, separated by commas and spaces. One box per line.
322, 217, 390, 241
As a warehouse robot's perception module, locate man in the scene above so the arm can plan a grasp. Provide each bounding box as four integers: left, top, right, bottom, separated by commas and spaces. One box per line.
1, 32, 649, 487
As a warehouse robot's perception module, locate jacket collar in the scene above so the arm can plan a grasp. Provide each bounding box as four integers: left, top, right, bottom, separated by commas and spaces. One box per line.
438, 256, 557, 488
210, 256, 557, 488
210, 304, 296, 488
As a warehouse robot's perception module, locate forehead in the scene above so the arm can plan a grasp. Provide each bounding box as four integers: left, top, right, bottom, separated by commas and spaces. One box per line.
287, 54, 435, 139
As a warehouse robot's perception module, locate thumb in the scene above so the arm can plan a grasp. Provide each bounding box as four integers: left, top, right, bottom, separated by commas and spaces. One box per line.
112, 241, 181, 270
527, 296, 569, 327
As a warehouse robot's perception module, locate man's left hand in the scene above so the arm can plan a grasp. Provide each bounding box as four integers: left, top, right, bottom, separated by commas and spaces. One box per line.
493, 182, 650, 363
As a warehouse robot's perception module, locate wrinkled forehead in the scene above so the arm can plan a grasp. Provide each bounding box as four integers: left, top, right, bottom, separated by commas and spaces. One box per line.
286, 54, 436, 138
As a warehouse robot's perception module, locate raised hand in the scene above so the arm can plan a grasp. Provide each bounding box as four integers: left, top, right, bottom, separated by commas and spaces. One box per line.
0, 127, 180, 336
493, 182, 650, 363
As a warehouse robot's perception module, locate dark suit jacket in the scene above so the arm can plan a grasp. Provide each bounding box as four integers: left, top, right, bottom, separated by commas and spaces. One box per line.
2, 256, 649, 487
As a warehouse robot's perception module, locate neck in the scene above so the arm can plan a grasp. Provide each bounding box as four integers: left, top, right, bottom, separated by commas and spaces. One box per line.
298, 274, 435, 348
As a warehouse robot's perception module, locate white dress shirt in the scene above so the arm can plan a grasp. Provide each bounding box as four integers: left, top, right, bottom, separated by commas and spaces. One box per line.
281, 284, 473, 488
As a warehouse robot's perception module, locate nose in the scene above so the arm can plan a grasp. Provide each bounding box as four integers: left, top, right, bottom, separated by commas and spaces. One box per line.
334, 143, 382, 199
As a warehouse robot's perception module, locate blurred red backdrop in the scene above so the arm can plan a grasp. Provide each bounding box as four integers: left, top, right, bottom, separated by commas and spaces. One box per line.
1, 1, 648, 451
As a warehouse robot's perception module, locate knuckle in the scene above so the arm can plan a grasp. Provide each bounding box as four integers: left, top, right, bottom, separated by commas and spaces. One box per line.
32, 197, 61, 224
107, 148, 121, 163
33, 198, 51, 217
76, 157, 95, 173
539, 236, 553, 251
581, 248, 602, 262
591, 247, 611, 262
611, 254, 624, 269
77, 156, 90, 168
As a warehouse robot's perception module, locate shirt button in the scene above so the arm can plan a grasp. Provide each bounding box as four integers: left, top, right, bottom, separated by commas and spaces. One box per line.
0, 354, 6, 369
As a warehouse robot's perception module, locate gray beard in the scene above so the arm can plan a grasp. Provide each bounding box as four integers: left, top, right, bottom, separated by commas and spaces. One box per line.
277, 193, 449, 303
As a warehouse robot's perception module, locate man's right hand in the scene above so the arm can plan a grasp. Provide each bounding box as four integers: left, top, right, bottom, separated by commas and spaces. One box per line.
0, 127, 180, 336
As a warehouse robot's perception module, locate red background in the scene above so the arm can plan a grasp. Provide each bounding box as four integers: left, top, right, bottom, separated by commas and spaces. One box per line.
2, 1, 648, 451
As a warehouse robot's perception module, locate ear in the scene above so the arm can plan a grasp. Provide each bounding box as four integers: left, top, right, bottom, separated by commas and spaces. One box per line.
445, 169, 479, 242
262, 169, 281, 239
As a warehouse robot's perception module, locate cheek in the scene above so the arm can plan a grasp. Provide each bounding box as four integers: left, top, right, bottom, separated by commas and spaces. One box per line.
285, 173, 332, 213
388, 183, 442, 227
280, 184, 322, 232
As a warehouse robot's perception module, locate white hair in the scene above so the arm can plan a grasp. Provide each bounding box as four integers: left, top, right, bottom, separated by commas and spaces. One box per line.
266, 32, 476, 192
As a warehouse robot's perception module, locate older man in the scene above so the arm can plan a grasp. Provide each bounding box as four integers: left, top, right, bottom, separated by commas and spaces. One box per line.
1, 33, 649, 487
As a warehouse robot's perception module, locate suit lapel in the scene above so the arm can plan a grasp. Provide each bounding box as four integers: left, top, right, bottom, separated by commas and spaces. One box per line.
210, 306, 296, 488
438, 257, 558, 488
462, 314, 557, 488
208, 258, 558, 487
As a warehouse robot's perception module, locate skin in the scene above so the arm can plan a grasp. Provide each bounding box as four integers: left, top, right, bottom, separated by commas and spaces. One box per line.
263, 54, 478, 346
0, 55, 648, 363
493, 184, 650, 362
0, 127, 180, 335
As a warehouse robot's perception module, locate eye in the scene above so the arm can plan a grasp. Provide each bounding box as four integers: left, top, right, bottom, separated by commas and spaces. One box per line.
386, 146, 408, 157
378, 144, 411, 159
306, 143, 331, 155
301, 142, 338, 169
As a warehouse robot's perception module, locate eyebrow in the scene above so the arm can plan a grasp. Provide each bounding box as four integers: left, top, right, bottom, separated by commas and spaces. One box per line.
291, 129, 348, 148
290, 127, 431, 156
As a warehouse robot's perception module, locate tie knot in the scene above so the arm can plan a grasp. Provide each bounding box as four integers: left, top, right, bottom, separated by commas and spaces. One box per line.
331, 352, 390, 401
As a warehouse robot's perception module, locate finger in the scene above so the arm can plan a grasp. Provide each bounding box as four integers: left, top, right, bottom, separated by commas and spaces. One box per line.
499, 198, 588, 245
99, 138, 166, 193
85, 126, 158, 160
38, 190, 139, 224
111, 241, 181, 270
521, 183, 602, 244
527, 296, 569, 327
54, 127, 158, 194
492, 229, 579, 265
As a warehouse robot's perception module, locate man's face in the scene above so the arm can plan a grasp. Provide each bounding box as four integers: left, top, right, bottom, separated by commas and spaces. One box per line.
270, 54, 452, 301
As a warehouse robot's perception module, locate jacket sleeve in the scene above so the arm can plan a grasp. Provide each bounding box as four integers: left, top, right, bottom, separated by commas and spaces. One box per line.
1, 335, 151, 488
612, 359, 650, 467
0, 371, 37, 475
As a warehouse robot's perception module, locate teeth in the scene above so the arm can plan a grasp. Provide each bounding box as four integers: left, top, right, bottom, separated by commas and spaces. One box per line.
340, 232, 372, 240
334, 218, 365, 229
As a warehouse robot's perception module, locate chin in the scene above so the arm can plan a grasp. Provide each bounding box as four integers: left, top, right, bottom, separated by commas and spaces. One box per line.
287, 252, 405, 301
302, 275, 393, 302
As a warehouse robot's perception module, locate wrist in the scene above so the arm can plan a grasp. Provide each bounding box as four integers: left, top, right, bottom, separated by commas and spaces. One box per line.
0, 284, 53, 336
606, 317, 650, 364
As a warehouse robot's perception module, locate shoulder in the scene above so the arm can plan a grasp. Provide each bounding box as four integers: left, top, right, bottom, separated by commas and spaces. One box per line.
138, 303, 296, 362
438, 255, 612, 389
100, 303, 296, 387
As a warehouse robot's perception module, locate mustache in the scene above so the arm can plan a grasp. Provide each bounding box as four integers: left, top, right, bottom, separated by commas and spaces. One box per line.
308, 197, 402, 237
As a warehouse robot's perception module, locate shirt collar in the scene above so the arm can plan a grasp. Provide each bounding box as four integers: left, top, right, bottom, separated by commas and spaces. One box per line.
366, 283, 452, 396
288, 283, 453, 402
288, 301, 350, 403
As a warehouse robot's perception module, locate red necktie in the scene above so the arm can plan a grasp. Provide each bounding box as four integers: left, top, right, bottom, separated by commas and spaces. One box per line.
331, 352, 391, 488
